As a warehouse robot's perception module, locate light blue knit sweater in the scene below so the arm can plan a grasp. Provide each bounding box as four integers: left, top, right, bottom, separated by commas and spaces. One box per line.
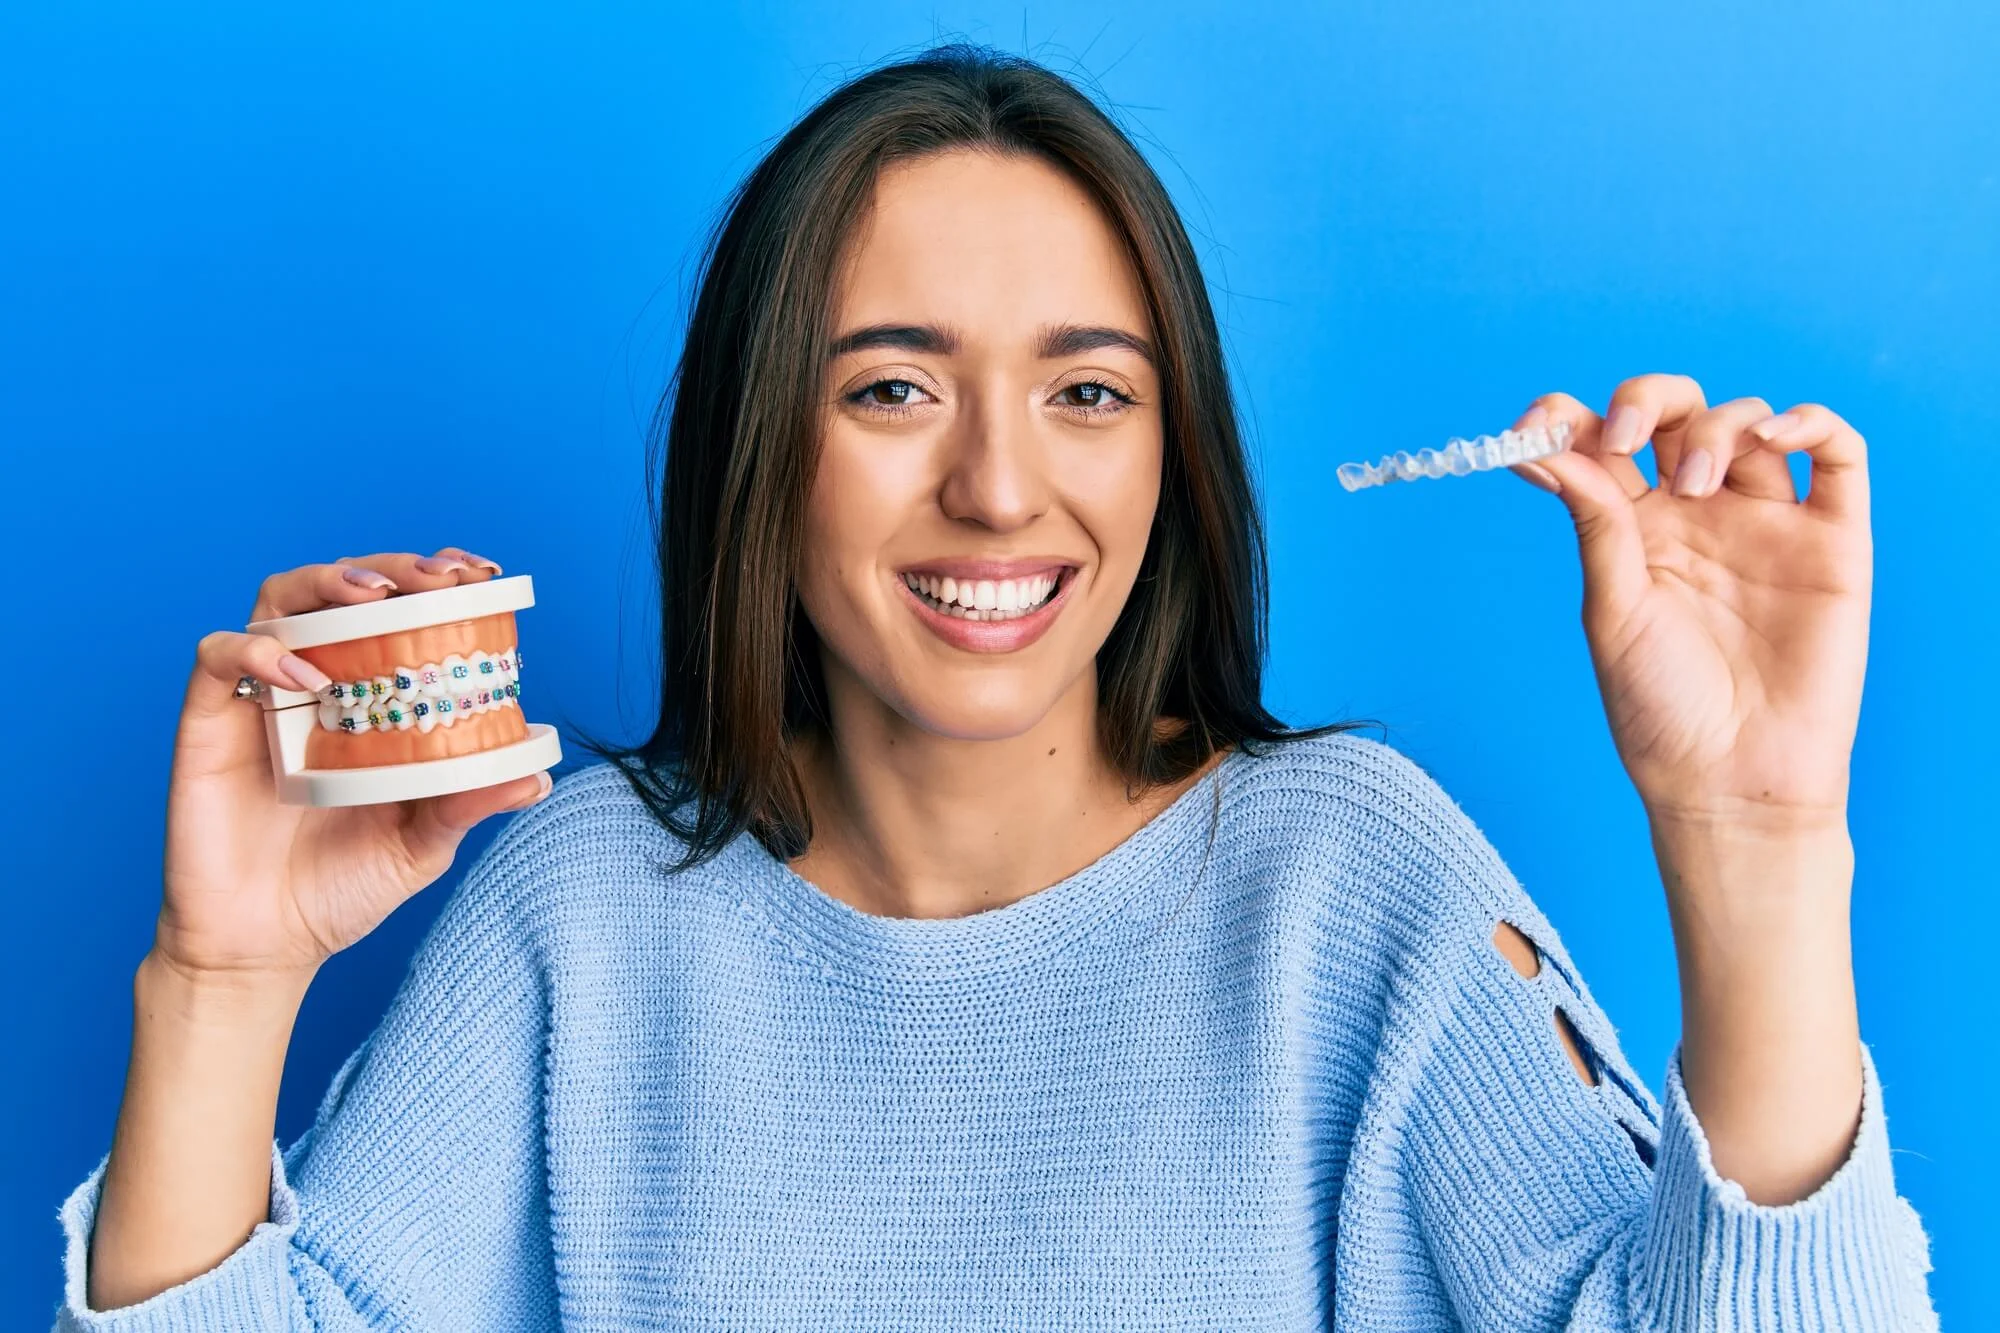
55, 732, 1936, 1329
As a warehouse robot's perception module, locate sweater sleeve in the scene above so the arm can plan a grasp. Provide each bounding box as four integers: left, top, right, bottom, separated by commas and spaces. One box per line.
52, 781, 571, 1332
1325, 738, 1939, 1331
1402, 914, 1937, 1331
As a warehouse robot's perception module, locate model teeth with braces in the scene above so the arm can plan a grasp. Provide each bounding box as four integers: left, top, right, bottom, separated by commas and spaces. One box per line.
315, 646, 523, 734
1337, 419, 1574, 492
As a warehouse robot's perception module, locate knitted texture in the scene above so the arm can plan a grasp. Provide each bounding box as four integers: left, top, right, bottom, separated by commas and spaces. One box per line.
53, 732, 1937, 1330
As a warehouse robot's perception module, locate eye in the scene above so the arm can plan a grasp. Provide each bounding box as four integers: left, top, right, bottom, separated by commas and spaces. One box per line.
1053, 380, 1134, 414
847, 378, 932, 411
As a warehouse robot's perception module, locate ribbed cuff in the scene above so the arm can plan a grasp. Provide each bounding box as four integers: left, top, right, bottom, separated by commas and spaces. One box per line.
1634, 1044, 1936, 1333
55, 1141, 302, 1331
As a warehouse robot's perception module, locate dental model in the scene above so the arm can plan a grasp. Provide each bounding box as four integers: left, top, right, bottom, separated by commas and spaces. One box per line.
243, 574, 562, 806
1336, 418, 1574, 492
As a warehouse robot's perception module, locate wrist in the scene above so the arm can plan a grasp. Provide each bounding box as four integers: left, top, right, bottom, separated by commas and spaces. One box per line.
136, 949, 317, 1027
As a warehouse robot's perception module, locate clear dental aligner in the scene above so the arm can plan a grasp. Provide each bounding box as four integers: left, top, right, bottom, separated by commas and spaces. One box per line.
1336, 419, 1574, 492
315, 646, 524, 734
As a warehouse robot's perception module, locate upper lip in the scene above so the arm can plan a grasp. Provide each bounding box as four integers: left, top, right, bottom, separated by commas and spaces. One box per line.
895, 557, 1078, 581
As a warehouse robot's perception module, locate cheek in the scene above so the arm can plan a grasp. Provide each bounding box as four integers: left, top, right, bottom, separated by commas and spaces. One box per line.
796, 429, 920, 619
1063, 431, 1164, 581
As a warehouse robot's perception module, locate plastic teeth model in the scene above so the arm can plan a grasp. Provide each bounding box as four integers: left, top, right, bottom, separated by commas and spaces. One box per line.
1337, 419, 1574, 492
241, 574, 561, 807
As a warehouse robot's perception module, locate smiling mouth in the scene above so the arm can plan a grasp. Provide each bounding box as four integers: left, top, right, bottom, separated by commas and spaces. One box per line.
899, 568, 1071, 621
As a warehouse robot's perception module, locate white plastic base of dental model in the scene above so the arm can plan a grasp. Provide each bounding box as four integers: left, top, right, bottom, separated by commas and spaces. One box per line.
1336, 419, 1575, 492
264, 720, 563, 808
242, 574, 563, 807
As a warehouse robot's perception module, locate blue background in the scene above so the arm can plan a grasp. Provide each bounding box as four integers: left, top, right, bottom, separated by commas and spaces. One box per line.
3, 2, 1993, 1324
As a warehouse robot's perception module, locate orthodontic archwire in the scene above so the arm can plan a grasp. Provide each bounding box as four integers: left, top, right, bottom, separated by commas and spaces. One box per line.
1335, 418, 1574, 493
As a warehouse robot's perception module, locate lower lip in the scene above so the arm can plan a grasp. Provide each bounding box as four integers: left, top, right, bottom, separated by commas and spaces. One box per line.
897, 570, 1077, 654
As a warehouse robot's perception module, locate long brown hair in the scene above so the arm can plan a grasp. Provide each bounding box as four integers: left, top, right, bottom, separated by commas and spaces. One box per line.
575, 43, 1366, 871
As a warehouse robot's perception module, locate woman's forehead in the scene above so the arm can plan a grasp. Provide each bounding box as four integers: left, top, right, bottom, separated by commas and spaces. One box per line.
831, 150, 1150, 342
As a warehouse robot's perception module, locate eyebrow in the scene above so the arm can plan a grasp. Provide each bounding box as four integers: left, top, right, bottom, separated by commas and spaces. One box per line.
824, 321, 1156, 365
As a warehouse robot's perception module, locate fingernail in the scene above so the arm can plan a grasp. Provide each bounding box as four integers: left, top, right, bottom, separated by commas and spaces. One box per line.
341, 566, 397, 591
415, 555, 469, 575
462, 552, 504, 574
513, 772, 553, 808
1514, 404, 1550, 432
1671, 447, 1715, 497
1750, 411, 1799, 442
1513, 462, 1562, 494
279, 653, 332, 693
1602, 404, 1642, 456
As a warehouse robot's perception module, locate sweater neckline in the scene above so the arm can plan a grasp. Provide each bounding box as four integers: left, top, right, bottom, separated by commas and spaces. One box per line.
741, 747, 1244, 983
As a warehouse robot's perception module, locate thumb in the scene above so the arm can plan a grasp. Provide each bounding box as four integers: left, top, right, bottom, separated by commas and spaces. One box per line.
401, 771, 553, 869
1521, 440, 1650, 634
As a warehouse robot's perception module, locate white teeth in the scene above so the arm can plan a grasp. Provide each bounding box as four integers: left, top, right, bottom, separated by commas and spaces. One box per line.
904, 570, 1064, 620
312, 644, 522, 732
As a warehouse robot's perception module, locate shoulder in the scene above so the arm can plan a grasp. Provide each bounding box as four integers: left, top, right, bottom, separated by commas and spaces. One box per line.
1215, 729, 1532, 948
437, 758, 723, 949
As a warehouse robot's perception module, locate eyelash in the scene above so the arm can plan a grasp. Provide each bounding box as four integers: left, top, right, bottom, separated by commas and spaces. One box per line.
843, 378, 1137, 419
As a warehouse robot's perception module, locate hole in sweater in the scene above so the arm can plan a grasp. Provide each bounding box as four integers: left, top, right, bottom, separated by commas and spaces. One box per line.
1492, 919, 1541, 978
1553, 1005, 1600, 1088
1492, 920, 1597, 1087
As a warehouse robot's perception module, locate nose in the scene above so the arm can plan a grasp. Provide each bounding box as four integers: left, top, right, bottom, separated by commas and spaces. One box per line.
937, 388, 1051, 533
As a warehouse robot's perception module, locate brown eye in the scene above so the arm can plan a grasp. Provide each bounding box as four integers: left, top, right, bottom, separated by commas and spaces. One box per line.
1057, 381, 1124, 409
865, 380, 916, 405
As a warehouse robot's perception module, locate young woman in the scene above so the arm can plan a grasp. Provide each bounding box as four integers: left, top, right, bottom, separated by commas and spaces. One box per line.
61, 44, 1934, 1330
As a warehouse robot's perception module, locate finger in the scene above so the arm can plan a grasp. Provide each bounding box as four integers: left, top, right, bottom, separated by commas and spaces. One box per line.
250, 561, 402, 622
1671, 397, 1798, 502
430, 546, 504, 577
253, 547, 495, 622
397, 771, 553, 873
329, 550, 487, 588
186, 629, 335, 722
1519, 425, 1653, 635
1597, 372, 1710, 489
1518, 392, 1649, 500
1746, 402, 1871, 523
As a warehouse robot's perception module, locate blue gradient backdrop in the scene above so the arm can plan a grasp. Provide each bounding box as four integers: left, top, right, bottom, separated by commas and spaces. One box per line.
3, 2, 1993, 1325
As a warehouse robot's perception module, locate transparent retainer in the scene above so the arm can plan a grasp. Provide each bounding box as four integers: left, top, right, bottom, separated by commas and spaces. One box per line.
1336, 419, 1574, 493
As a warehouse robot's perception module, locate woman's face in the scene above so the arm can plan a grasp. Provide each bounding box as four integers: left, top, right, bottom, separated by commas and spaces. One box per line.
798, 148, 1163, 744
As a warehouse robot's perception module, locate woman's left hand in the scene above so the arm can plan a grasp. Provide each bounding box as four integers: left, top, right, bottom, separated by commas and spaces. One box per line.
1511, 373, 1872, 835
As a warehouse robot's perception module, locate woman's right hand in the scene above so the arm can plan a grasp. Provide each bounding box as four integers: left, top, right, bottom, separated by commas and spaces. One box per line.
155, 546, 551, 985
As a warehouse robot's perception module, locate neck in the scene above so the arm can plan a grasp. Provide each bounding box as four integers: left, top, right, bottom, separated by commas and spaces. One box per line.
788, 667, 1211, 920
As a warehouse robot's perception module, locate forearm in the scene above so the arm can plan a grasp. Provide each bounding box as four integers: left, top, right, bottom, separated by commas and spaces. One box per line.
88, 950, 315, 1310
1653, 815, 1862, 1206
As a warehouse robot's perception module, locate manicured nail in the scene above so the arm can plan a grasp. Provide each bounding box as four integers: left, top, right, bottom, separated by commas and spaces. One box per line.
1602, 404, 1643, 456
1671, 447, 1715, 497
1514, 404, 1550, 432
512, 772, 553, 808
415, 555, 469, 575
1512, 462, 1562, 493
1749, 411, 1799, 442
279, 653, 332, 693
463, 552, 504, 574
341, 566, 397, 591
